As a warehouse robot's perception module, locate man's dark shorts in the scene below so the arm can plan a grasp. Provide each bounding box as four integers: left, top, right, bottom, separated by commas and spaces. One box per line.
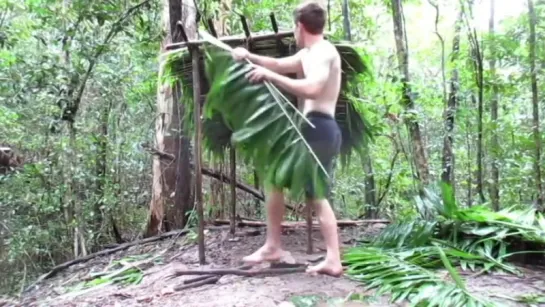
301, 111, 342, 200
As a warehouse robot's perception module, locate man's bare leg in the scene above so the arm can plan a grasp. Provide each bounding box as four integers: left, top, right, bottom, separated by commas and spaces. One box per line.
242, 188, 287, 264
306, 198, 343, 277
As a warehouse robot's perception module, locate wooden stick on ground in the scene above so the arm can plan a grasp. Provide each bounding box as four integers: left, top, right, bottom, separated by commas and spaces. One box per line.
24, 229, 189, 293
211, 219, 389, 228
171, 266, 307, 278
175, 276, 221, 291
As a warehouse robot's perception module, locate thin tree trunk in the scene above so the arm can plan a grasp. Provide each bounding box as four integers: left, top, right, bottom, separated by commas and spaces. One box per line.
462, 0, 485, 204
230, 147, 236, 235
93, 100, 112, 242
146, 0, 196, 236
363, 154, 377, 218
442, 10, 463, 189
69, 123, 87, 257
390, 0, 430, 187
210, 160, 219, 218
466, 96, 474, 207
528, 0, 544, 208
342, 0, 351, 41
254, 170, 260, 217
220, 160, 225, 219
488, 0, 500, 211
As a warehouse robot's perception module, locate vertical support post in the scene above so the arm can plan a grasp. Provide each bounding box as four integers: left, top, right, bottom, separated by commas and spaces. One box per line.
253, 170, 260, 217
306, 204, 313, 254
207, 18, 217, 37
230, 147, 236, 235
269, 13, 279, 33
191, 47, 205, 265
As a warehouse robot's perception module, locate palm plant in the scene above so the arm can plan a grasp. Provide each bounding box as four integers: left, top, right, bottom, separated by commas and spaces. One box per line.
344, 182, 545, 306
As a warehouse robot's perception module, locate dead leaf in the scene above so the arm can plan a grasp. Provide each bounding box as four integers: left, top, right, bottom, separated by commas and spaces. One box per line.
136, 296, 154, 303
160, 286, 175, 296
112, 292, 132, 300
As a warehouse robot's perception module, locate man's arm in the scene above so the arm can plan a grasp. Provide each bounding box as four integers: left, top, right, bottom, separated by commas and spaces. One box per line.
233, 47, 305, 74
265, 51, 332, 100
248, 51, 304, 75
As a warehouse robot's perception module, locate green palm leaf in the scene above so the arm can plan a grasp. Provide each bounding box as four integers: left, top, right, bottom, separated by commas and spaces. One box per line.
201, 40, 328, 199
344, 247, 493, 306
161, 31, 376, 165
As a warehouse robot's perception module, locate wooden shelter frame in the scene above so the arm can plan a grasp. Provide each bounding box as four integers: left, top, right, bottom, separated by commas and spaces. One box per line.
165, 13, 378, 264
165, 13, 319, 264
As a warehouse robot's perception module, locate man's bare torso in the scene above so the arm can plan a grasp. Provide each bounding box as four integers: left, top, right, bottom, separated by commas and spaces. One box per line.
298, 40, 342, 117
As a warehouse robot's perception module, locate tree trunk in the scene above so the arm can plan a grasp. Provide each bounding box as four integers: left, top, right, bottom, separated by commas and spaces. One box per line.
463, 0, 486, 204
146, 0, 196, 236
390, 0, 430, 187
528, 0, 544, 208
342, 0, 351, 41
488, 0, 500, 211
230, 147, 236, 235
363, 154, 377, 218
254, 169, 260, 217
441, 10, 463, 189
93, 100, 112, 242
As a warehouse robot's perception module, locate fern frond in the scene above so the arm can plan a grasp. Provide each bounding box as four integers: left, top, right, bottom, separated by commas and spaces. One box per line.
344, 247, 493, 306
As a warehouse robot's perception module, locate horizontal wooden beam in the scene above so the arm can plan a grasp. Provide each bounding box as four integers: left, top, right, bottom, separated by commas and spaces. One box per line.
166, 30, 294, 51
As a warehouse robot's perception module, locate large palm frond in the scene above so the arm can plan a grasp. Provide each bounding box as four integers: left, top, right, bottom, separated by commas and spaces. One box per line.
344, 246, 493, 306
345, 182, 544, 304
160, 34, 377, 164
203, 46, 328, 199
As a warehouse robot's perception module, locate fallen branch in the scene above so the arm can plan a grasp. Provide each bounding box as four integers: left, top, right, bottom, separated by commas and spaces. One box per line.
172, 266, 307, 278
175, 275, 221, 291
24, 229, 188, 293
180, 264, 253, 285
211, 219, 389, 228
143, 144, 265, 201
200, 165, 264, 201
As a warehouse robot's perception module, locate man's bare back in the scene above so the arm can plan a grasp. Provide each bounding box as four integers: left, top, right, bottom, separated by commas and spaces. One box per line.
299, 40, 342, 117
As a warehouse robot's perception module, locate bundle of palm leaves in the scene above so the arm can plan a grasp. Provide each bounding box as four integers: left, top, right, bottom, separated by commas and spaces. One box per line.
160, 31, 375, 166
202, 45, 328, 198
344, 183, 545, 306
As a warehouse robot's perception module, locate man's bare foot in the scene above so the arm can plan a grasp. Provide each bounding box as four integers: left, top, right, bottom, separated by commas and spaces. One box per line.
306, 258, 343, 277
242, 245, 287, 265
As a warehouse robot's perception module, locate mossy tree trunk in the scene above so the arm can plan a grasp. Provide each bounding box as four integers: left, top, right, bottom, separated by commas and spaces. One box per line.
146, 0, 196, 236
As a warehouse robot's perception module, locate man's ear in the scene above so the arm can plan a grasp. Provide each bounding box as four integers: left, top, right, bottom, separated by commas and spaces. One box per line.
296, 21, 306, 33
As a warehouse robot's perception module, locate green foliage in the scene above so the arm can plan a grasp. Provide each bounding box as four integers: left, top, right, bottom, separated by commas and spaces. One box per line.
344, 183, 545, 305
344, 247, 492, 306
202, 46, 329, 199
4, 0, 545, 300
0, 0, 160, 294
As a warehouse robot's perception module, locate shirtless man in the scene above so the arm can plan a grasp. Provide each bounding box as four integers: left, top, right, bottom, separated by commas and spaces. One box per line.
231, 0, 343, 277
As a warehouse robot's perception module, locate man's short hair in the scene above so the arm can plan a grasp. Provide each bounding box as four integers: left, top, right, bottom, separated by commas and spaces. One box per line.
293, 1, 326, 35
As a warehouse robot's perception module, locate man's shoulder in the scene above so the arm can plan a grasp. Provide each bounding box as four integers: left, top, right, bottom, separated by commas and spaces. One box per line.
309, 40, 339, 61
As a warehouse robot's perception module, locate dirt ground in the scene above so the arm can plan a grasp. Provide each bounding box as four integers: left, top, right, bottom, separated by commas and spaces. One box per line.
9, 223, 545, 307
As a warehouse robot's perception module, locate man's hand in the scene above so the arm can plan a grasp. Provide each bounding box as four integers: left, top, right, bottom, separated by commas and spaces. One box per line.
246, 65, 274, 83
232, 47, 249, 61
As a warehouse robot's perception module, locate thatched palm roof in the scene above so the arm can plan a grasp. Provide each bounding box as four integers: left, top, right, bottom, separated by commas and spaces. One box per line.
162, 30, 374, 165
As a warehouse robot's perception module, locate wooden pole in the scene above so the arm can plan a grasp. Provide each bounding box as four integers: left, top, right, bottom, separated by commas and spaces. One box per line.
230, 147, 236, 235
306, 204, 313, 254
192, 48, 205, 265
